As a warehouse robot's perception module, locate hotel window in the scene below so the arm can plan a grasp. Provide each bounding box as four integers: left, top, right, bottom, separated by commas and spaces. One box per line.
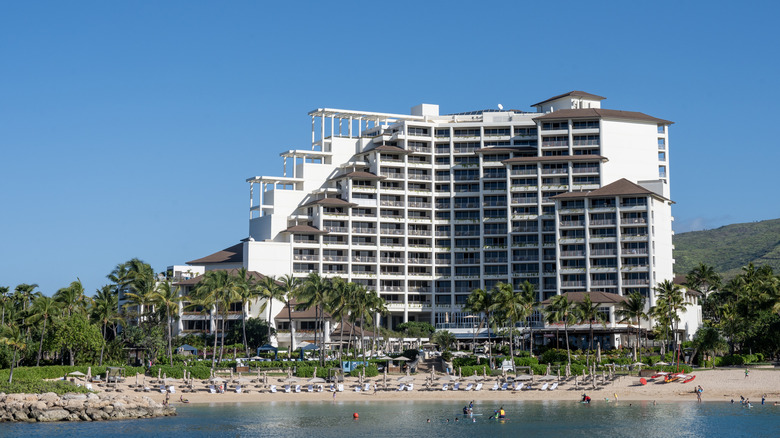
657, 125, 665, 134
658, 152, 666, 161
542, 121, 568, 130
657, 138, 665, 150
659, 165, 667, 178
435, 129, 450, 138
572, 120, 599, 129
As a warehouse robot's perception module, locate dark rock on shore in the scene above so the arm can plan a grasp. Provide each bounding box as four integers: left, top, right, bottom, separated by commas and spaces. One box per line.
0, 392, 176, 422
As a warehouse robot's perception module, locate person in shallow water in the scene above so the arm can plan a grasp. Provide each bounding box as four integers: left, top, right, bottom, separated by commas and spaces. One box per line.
498, 407, 506, 419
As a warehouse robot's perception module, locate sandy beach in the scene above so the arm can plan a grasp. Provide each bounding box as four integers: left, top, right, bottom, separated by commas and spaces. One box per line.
108, 368, 779, 405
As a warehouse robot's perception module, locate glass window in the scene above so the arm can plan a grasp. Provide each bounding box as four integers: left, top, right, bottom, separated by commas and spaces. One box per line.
659, 165, 667, 178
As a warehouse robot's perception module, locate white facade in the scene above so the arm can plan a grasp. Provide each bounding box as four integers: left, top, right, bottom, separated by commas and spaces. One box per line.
229, 91, 685, 334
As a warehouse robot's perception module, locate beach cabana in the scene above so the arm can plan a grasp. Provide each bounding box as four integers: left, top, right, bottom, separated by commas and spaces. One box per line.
257, 344, 278, 360
176, 344, 199, 356
298, 343, 319, 361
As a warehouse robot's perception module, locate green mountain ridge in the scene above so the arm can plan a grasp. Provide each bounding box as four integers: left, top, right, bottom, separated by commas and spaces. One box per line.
673, 217, 780, 278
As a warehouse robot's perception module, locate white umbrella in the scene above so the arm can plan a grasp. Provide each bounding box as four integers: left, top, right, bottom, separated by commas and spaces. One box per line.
656, 361, 670, 366
307, 377, 326, 384
68, 371, 86, 377
397, 376, 414, 383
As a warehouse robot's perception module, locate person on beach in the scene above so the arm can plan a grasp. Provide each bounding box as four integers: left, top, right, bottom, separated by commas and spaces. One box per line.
332, 392, 336, 401
696, 386, 703, 402
744, 369, 749, 378
761, 394, 766, 405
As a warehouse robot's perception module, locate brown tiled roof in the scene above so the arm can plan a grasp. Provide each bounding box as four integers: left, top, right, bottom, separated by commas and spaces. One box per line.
333, 171, 385, 180
301, 197, 358, 208
175, 268, 271, 286
187, 243, 243, 265
282, 224, 327, 234
540, 291, 628, 305
361, 144, 409, 155
474, 147, 522, 154
533, 108, 673, 125
275, 301, 332, 320
503, 155, 607, 164
330, 320, 378, 338
550, 178, 669, 201
531, 91, 606, 107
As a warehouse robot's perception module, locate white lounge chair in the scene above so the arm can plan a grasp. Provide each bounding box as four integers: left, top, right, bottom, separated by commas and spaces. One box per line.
159, 385, 166, 393
337, 384, 344, 392
397, 384, 405, 391
500, 382, 509, 390
329, 384, 336, 392
235, 385, 242, 394
284, 385, 291, 393
549, 383, 558, 391
441, 384, 449, 391
475, 383, 483, 391
540, 383, 549, 391
294, 385, 301, 393
317, 384, 323, 392
307, 385, 314, 393
169, 386, 176, 394
270, 385, 277, 393
516, 382, 524, 391
464, 383, 473, 391
209, 385, 216, 394
490, 383, 499, 391
354, 385, 361, 392
453, 382, 461, 391
85, 383, 93, 391
363, 383, 371, 392
405, 383, 414, 391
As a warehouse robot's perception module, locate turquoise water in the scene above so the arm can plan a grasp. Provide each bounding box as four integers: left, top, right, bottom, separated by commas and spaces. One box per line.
2, 400, 777, 437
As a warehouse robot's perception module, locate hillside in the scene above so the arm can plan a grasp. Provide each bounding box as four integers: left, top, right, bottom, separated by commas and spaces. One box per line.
673, 218, 780, 278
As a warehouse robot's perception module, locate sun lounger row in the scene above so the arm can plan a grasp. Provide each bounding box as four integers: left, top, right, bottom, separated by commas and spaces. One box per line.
441, 383, 483, 391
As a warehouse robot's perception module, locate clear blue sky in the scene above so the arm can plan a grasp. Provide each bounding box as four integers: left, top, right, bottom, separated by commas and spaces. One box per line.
2, 1, 779, 296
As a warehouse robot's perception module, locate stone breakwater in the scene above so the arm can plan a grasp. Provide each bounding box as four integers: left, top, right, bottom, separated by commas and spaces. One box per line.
0, 392, 176, 422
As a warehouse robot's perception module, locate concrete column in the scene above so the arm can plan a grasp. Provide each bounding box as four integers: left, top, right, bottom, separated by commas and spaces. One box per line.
311, 116, 316, 144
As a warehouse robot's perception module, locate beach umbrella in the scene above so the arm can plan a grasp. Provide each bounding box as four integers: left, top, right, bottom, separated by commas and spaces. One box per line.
602, 370, 606, 385
397, 376, 414, 383
211, 377, 226, 383
483, 368, 487, 379
163, 373, 167, 386
566, 363, 571, 378
313, 367, 318, 380
530, 368, 534, 383
135, 373, 139, 388
264, 371, 268, 386
547, 363, 551, 376
230, 369, 234, 380
307, 377, 326, 384
87, 367, 92, 381
458, 367, 462, 379
68, 371, 86, 378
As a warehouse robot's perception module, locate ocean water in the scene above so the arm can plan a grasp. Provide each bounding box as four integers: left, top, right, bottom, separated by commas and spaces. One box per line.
2, 400, 777, 438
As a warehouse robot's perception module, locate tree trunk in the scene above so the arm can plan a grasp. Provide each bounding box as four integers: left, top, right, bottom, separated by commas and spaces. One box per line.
286, 300, 294, 360
263, 300, 271, 352
243, 301, 250, 357
99, 321, 106, 367
338, 314, 345, 361
360, 311, 367, 367
564, 318, 571, 366
211, 309, 219, 369
69, 348, 75, 366
508, 320, 515, 373
9, 349, 16, 383
167, 306, 173, 366
218, 310, 227, 364
36, 318, 47, 367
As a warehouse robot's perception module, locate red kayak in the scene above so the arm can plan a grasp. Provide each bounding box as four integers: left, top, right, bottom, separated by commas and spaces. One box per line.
682, 375, 696, 383
639, 378, 647, 385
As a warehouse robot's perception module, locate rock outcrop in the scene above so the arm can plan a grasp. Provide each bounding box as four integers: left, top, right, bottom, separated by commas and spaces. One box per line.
0, 392, 176, 422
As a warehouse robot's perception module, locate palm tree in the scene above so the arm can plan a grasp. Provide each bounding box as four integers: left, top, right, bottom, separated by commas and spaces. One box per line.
517, 281, 538, 354
297, 273, 331, 365
464, 287, 495, 364
152, 280, 182, 366
256, 274, 285, 352
0, 286, 10, 326
489, 282, 528, 368
654, 279, 690, 361
366, 289, 388, 356
91, 285, 122, 366
692, 326, 727, 368
574, 294, 608, 364
277, 274, 301, 359
234, 269, 262, 356
0, 324, 27, 383
27, 295, 61, 366
192, 270, 238, 368
123, 260, 157, 322
432, 330, 455, 351
14, 283, 39, 312
616, 292, 647, 360
544, 294, 573, 366
54, 279, 89, 317
327, 277, 351, 360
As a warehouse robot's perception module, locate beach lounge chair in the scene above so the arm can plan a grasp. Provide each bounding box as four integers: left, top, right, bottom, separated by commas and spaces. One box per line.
363, 383, 371, 392
294, 385, 301, 393
397, 384, 406, 391
317, 384, 324, 392
86, 383, 93, 391
453, 383, 461, 391
235, 385, 242, 394
540, 383, 549, 391
307, 385, 314, 393
284, 385, 291, 393
515, 382, 524, 391
405, 384, 414, 391
337, 384, 344, 392
270, 385, 277, 393
169, 386, 175, 394
549, 383, 558, 391
209, 385, 216, 394
441, 384, 448, 391
490, 383, 499, 391
464, 383, 474, 391
500, 382, 509, 391
475, 383, 483, 391
354, 385, 361, 392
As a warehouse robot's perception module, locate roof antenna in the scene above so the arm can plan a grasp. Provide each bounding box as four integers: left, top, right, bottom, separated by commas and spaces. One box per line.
497, 104, 504, 111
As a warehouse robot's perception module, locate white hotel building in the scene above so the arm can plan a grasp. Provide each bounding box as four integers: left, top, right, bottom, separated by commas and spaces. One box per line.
188, 91, 685, 345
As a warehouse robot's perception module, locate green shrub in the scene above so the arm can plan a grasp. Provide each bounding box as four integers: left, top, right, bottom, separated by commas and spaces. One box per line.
513, 357, 539, 367
0, 379, 91, 395
458, 365, 488, 376
296, 366, 329, 378
539, 349, 568, 364
349, 365, 378, 378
